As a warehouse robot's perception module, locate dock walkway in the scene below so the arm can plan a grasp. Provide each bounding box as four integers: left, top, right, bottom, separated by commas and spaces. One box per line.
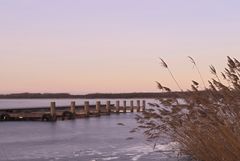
0, 100, 146, 121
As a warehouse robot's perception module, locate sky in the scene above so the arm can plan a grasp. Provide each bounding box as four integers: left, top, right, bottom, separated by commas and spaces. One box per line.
0, 0, 240, 94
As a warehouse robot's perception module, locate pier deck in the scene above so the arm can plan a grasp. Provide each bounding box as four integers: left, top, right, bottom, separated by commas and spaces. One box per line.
0, 100, 146, 121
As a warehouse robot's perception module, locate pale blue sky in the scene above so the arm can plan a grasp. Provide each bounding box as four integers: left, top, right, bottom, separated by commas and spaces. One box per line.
0, 0, 239, 94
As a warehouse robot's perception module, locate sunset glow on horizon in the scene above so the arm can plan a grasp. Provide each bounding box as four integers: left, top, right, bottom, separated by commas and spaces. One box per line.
0, 0, 240, 94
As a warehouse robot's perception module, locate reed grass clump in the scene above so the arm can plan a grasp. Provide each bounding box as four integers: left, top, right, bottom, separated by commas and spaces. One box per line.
136, 57, 240, 161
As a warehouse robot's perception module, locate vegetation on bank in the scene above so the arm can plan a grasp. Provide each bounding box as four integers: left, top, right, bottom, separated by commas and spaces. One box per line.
0, 91, 204, 99
136, 57, 240, 161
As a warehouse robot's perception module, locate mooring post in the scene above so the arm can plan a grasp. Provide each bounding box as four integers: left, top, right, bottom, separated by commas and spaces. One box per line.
96, 101, 101, 114
137, 100, 140, 112
130, 100, 134, 112
106, 101, 111, 113
142, 100, 146, 112
50, 102, 56, 120
70, 101, 76, 115
123, 100, 127, 113
84, 101, 90, 116
116, 101, 120, 113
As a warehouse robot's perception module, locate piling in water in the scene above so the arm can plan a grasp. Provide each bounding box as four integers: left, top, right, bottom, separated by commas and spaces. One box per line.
106, 101, 111, 113
70, 101, 76, 115
116, 101, 120, 113
130, 100, 134, 112
142, 100, 146, 111
96, 101, 101, 114
84, 101, 90, 116
50, 102, 56, 121
123, 100, 127, 113
137, 100, 140, 112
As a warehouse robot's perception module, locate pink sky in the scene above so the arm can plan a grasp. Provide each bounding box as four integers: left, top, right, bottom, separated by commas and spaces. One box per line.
0, 1, 240, 94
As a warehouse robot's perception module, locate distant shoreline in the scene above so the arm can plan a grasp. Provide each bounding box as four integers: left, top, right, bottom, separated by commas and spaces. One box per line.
0, 91, 201, 99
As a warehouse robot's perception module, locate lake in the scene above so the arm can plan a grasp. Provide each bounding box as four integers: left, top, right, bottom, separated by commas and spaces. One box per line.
0, 99, 188, 161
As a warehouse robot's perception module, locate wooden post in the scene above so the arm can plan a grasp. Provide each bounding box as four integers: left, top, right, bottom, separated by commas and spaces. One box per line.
137, 100, 140, 112
123, 100, 127, 113
142, 100, 146, 112
50, 102, 56, 120
84, 101, 89, 116
106, 101, 111, 113
70, 101, 76, 114
130, 100, 134, 112
96, 101, 101, 114
116, 101, 120, 113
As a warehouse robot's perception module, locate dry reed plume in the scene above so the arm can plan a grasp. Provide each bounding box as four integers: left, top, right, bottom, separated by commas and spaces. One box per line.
136, 57, 240, 161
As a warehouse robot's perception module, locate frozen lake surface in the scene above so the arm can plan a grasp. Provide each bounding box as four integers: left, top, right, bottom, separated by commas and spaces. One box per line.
0, 99, 189, 161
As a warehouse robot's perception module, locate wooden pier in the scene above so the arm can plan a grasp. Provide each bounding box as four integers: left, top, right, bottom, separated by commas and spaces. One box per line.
0, 100, 146, 122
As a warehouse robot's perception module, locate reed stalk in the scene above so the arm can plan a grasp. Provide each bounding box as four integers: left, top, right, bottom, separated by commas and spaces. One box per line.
137, 57, 240, 161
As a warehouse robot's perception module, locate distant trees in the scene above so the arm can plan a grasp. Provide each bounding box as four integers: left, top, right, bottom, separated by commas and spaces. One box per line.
0, 92, 196, 99
0, 93, 71, 99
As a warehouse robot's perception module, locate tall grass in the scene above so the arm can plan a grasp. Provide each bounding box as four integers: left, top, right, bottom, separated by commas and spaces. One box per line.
136, 57, 240, 161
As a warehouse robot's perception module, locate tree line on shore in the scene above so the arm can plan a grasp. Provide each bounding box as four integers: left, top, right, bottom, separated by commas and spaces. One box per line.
0, 91, 205, 99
